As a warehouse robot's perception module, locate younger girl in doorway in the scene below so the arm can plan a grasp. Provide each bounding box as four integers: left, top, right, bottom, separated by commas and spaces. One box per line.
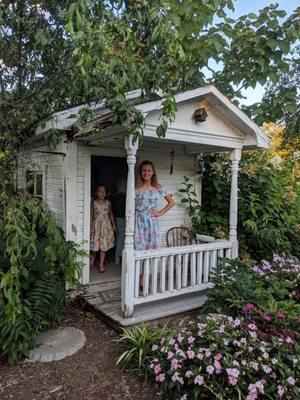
90, 184, 116, 273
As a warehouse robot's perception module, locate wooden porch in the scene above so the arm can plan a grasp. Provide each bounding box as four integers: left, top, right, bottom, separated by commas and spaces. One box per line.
82, 240, 232, 327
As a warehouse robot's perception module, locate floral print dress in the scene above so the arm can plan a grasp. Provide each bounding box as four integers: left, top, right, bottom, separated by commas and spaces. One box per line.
134, 187, 168, 251
90, 200, 115, 252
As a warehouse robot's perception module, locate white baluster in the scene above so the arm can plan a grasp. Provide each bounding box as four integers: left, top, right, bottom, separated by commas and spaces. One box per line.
211, 250, 217, 276
143, 258, 150, 296
204, 251, 210, 283
182, 253, 189, 287
161, 256, 166, 292
176, 254, 182, 290
197, 251, 203, 285
168, 255, 174, 291
152, 257, 158, 295
226, 248, 232, 259
135, 260, 141, 298
191, 252, 196, 286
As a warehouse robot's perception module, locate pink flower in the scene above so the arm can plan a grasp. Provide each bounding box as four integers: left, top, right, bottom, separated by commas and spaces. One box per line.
194, 375, 204, 385
171, 358, 181, 370
277, 385, 285, 397
188, 336, 195, 344
226, 368, 240, 378
187, 350, 195, 359
214, 360, 222, 374
204, 349, 211, 358
248, 346, 254, 352
180, 395, 188, 400
250, 331, 257, 339
169, 338, 176, 345
229, 376, 238, 385
287, 377, 295, 385
277, 311, 286, 319
154, 364, 162, 374
214, 353, 223, 361
206, 365, 215, 374
248, 323, 256, 330
155, 373, 165, 382
151, 344, 158, 351
263, 315, 271, 322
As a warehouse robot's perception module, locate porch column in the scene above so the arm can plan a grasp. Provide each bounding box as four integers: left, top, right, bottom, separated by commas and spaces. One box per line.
121, 135, 138, 318
229, 149, 241, 258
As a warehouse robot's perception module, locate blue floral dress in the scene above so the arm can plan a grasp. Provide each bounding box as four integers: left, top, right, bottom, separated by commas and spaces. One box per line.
134, 187, 168, 251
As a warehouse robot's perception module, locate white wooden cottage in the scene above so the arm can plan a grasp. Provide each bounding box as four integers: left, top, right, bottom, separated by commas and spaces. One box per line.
17, 85, 268, 324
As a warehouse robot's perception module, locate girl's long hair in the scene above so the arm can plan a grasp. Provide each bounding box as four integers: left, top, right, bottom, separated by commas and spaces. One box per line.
136, 160, 158, 188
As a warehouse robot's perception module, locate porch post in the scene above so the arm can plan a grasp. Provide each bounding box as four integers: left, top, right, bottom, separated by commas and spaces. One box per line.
121, 135, 138, 318
229, 149, 241, 258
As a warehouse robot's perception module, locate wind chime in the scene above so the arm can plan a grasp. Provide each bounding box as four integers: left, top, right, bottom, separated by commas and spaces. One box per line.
169, 150, 175, 175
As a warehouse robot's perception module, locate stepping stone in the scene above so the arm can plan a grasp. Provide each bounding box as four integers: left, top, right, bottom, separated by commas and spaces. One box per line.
29, 327, 86, 362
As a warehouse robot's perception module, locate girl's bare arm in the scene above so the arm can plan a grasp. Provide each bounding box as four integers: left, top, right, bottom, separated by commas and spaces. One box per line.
109, 201, 116, 231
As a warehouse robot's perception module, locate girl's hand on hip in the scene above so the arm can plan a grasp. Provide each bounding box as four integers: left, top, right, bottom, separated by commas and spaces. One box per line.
151, 209, 162, 217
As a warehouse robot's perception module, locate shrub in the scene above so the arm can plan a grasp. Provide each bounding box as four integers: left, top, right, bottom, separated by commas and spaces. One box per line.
0, 192, 84, 363
200, 256, 300, 335
181, 151, 300, 259
149, 314, 299, 399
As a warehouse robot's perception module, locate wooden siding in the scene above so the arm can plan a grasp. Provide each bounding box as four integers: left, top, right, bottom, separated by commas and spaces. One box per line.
17, 145, 64, 228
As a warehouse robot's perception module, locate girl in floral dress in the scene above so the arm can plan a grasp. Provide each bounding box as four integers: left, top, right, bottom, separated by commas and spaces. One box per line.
90, 185, 116, 273
135, 161, 175, 251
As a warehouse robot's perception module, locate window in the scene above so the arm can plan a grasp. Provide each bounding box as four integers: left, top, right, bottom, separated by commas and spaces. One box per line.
26, 171, 43, 197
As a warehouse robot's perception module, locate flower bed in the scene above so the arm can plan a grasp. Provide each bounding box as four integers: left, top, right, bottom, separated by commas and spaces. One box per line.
149, 314, 298, 399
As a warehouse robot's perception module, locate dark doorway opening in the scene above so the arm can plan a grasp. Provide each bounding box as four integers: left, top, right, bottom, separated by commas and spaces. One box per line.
91, 156, 127, 267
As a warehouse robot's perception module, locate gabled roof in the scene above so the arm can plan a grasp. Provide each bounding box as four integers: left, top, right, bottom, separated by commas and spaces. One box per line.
35, 85, 269, 148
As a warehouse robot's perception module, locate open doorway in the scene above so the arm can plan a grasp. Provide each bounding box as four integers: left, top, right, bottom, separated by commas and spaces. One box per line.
90, 155, 127, 283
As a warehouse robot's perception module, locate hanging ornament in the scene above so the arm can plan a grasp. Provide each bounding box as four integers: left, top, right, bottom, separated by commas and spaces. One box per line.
169, 150, 175, 175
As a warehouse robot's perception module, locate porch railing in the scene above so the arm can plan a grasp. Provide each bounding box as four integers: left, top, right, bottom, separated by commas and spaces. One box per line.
132, 241, 233, 306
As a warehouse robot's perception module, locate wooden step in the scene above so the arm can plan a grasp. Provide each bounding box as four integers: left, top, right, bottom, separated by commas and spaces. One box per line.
83, 288, 207, 329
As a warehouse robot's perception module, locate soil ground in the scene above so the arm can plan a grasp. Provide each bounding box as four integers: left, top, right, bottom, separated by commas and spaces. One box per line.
0, 302, 163, 400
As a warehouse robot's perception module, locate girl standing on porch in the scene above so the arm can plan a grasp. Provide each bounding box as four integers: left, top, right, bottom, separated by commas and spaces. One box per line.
135, 161, 175, 251
90, 184, 116, 273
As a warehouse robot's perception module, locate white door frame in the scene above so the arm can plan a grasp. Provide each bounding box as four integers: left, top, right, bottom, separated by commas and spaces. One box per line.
82, 145, 127, 284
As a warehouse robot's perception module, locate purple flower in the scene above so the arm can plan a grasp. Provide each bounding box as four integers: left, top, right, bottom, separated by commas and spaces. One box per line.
226, 368, 240, 378
262, 260, 271, 270
287, 377, 295, 385
206, 365, 215, 375
194, 375, 204, 385
262, 365, 272, 374
188, 336, 195, 344
187, 350, 195, 359
245, 303, 255, 311
277, 385, 285, 397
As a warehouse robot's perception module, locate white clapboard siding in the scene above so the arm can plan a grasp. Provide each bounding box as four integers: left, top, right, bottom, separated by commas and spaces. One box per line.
17, 145, 64, 227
